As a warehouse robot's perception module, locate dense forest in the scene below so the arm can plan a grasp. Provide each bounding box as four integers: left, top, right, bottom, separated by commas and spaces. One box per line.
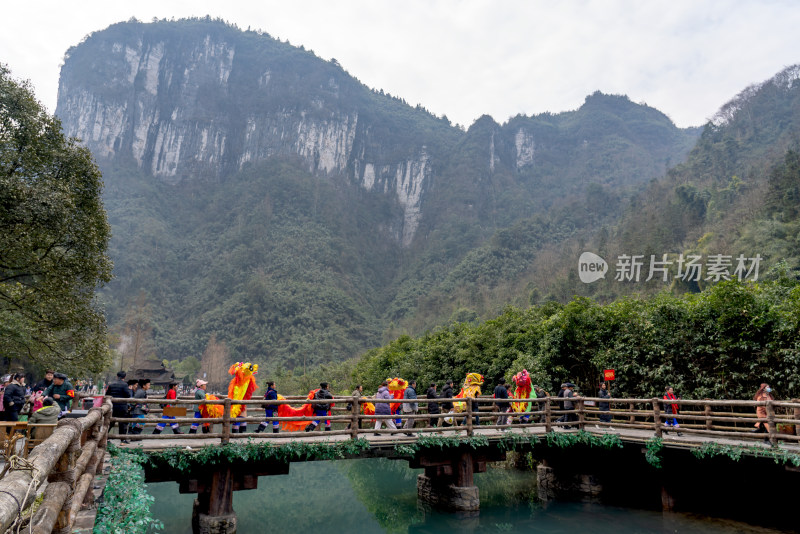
352, 276, 800, 400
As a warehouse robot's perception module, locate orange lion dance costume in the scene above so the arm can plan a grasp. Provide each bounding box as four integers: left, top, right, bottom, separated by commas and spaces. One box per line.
387, 377, 408, 421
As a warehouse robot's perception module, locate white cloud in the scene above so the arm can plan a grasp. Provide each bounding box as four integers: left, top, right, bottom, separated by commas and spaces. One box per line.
2, 0, 799, 128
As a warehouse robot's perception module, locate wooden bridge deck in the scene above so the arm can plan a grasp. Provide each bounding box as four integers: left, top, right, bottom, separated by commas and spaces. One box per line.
113, 424, 800, 454
108, 394, 800, 457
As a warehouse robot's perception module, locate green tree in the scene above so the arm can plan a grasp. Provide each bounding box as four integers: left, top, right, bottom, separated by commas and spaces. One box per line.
0, 64, 112, 373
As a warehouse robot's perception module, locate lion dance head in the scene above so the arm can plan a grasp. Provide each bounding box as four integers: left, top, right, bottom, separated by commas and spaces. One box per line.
513, 369, 531, 389
453, 372, 484, 412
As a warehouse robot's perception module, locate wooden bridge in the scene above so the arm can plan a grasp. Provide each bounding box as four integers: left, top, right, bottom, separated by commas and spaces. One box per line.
1, 394, 798, 533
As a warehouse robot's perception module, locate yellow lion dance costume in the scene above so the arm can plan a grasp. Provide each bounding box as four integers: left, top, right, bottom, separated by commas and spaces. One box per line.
197, 363, 259, 427
453, 372, 484, 413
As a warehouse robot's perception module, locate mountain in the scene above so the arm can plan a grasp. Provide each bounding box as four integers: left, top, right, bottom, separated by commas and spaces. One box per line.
506, 64, 800, 306
55, 18, 699, 371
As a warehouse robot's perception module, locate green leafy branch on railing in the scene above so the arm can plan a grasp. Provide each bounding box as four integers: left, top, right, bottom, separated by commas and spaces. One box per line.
644, 437, 664, 469
544, 430, 623, 450
94, 447, 163, 534
393, 434, 492, 455
393, 431, 621, 456
692, 442, 800, 467
115, 439, 374, 472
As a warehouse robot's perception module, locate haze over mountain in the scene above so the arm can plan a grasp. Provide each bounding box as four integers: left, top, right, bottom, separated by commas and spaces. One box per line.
56, 18, 710, 372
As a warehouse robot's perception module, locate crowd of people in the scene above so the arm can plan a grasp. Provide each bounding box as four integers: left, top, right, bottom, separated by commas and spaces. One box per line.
0, 370, 78, 422
0, 368, 781, 444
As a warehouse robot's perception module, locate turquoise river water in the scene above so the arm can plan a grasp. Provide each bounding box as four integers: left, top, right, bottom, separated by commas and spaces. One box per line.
147, 458, 789, 533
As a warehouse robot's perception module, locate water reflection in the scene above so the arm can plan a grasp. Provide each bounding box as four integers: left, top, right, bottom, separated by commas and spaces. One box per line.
147, 458, 787, 533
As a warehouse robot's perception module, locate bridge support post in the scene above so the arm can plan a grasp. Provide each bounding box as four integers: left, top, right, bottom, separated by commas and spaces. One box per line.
661, 485, 676, 512
191, 467, 237, 534
412, 448, 505, 512
536, 460, 602, 502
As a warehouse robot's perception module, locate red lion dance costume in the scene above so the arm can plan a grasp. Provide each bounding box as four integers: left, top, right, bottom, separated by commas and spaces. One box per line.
511, 369, 535, 422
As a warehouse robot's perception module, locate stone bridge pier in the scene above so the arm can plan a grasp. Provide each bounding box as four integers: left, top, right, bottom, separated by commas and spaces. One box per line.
410, 447, 507, 512
150, 461, 290, 534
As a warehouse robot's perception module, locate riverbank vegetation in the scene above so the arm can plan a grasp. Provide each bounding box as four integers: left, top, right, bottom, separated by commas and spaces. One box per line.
350, 276, 800, 400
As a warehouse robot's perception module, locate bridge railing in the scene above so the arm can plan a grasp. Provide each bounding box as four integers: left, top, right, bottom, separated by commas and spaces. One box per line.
107, 395, 800, 446
0, 399, 112, 534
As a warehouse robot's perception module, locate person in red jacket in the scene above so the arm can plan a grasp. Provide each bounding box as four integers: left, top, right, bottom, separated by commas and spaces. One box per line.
663, 386, 682, 436
153, 382, 183, 434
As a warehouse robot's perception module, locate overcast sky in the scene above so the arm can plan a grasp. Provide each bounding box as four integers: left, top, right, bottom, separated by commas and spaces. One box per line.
3, 0, 800, 129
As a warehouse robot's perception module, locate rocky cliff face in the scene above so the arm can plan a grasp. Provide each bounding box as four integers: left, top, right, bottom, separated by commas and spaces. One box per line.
56, 20, 699, 250
57, 21, 440, 246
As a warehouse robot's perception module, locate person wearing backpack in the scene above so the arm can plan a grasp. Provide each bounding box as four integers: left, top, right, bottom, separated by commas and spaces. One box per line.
402, 380, 418, 436
426, 383, 440, 428
305, 382, 333, 432
373, 381, 397, 435
493, 378, 511, 428
440, 380, 455, 428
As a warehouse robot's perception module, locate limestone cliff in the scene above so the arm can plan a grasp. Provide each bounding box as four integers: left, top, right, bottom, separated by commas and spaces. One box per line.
57, 20, 444, 245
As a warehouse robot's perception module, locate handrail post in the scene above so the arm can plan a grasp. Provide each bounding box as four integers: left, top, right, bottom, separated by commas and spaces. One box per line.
222, 398, 232, 444
466, 398, 474, 437
629, 402, 636, 424
577, 398, 585, 430
704, 402, 713, 431
50, 420, 81, 532
544, 397, 552, 432
653, 398, 662, 438
350, 396, 360, 440
766, 400, 777, 447
793, 399, 800, 437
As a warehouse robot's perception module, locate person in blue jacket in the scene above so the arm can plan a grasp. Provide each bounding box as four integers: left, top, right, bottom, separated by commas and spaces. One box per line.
256, 381, 280, 433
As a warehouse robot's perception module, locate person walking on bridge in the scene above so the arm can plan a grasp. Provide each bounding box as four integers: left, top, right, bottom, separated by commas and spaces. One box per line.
402, 380, 418, 436
440, 380, 454, 428
106, 371, 132, 440
753, 383, 774, 444
426, 383, 440, 428
374, 380, 397, 435
493, 378, 511, 427
663, 386, 682, 436
562, 383, 577, 428
189, 379, 210, 434
256, 381, 279, 433
306, 382, 333, 432
130, 379, 151, 435
153, 381, 183, 434
598, 382, 612, 426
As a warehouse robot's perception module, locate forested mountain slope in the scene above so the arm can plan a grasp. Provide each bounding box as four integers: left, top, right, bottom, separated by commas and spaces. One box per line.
56, 18, 700, 374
